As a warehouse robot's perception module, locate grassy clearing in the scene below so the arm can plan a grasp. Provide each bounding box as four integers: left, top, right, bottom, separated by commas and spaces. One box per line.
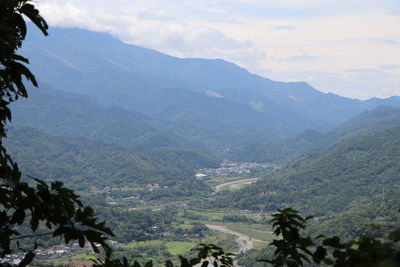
218, 183, 251, 191
165, 242, 197, 255
179, 224, 193, 230
253, 240, 268, 250
216, 185, 232, 191
202, 231, 238, 253
189, 210, 227, 221
123, 240, 164, 249
186, 209, 267, 224
225, 225, 274, 242
187, 209, 259, 221
123, 240, 196, 255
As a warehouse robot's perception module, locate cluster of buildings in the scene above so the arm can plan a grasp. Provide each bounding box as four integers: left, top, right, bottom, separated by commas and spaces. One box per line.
104, 183, 167, 204
0, 253, 25, 265
146, 183, 160, 191
0, 243, 91, 265
196, 160, 277, 178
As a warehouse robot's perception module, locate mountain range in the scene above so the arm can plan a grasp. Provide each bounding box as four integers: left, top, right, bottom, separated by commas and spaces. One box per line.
7, 26, 400, 242
231, 105, 400, 162
15, 26, 400, 154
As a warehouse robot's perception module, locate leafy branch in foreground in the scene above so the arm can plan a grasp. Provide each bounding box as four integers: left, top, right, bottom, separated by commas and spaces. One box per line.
1, 1, 114, 265
93, 244, 235, 267
259, 208, 400, 267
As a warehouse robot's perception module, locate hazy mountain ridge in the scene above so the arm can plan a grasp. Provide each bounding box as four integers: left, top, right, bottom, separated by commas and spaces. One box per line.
10, 84, 198, 151
19, 26, 400, 152
332, 105, 400, 137
231, 105, 400, 163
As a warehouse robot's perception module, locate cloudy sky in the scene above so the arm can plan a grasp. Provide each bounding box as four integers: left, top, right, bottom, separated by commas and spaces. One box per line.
37, 0, 400, 99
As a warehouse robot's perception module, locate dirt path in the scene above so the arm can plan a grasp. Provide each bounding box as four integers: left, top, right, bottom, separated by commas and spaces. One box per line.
214, 178, 260, 192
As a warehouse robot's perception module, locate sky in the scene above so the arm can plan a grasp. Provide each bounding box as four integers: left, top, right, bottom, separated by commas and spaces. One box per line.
37, 0, 400, 99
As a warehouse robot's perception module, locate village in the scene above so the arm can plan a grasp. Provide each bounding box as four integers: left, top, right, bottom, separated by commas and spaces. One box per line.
0, 242, 95, 265
195, 160, 280, 179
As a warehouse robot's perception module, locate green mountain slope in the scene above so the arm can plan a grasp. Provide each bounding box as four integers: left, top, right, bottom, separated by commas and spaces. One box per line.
231, 106, 400, 163
4, 127, 219, 191
208, 126, 400, 233
10, 85, 197, 151
230, 129, 326, 163
332, 105, 400, 138
19, 27, 400, 151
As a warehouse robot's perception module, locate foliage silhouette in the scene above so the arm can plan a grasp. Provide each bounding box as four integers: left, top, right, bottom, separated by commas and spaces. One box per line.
0, 3, 235, 267
93, 244, 234, 267
259, 208, 400, 267
0, 1, 113, 265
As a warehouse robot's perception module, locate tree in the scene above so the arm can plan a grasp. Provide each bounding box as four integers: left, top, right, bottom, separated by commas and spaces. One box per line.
2, 2, 398, 267
0, 3, 235, 267
94, 244, 234, 267
259, 208, 400, 267
0, 1, 113, 265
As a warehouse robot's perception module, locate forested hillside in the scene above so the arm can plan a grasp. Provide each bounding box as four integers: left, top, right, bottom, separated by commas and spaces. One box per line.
206, 126, 400, 238
231, 106, 400, 163
229, 129, 326, 163
10, 85, 197, 151
17, 27, 400, 153
4, 127, 219, 191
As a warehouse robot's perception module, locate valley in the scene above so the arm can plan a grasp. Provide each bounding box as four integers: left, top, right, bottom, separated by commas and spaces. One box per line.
27, 200, 273, 266
1, 22, 400, 267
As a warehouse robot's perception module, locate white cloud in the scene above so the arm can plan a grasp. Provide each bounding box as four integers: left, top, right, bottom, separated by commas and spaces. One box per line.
269, 25, 298, 31
379, 64, 400, 70
259, 68, 400, 99
36, 0, 400, 99
283, 55, 318, 62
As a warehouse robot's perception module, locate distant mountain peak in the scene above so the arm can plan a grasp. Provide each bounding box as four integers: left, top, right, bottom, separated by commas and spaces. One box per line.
17, 26, 400, 152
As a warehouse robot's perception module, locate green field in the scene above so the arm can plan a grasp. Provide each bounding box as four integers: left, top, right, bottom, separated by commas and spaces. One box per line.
166, 242, 197, 255
123, 240, 196, 255
202, 231, 239, 253
224, 224, 273, 242
185, 209, 266, 222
